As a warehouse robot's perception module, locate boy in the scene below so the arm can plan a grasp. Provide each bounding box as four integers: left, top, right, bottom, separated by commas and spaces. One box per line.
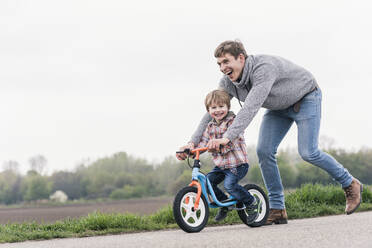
177, 89, 259, 222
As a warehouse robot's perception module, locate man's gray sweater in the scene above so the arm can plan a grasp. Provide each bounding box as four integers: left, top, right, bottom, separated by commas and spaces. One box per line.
191, 54, 318, 144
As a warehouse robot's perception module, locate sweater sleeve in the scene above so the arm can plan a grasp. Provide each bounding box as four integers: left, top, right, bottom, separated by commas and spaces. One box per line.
196, 126, 210, 149
190, 112, 212, 145
223, 63, 278, 141
218, 78, 234, 99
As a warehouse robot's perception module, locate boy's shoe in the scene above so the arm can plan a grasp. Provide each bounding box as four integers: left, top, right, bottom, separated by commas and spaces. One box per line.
244, 197, 259, 224
215, 207, 228, 222
343, 178, 363, 215
264, 209, 288, 225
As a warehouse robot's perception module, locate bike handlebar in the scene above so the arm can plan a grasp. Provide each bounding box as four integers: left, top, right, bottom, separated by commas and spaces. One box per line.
176, 147, 208, 154
176, 147, 208, 160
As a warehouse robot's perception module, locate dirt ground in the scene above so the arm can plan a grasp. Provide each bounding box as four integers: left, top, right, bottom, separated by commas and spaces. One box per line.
0, 197, 173, 224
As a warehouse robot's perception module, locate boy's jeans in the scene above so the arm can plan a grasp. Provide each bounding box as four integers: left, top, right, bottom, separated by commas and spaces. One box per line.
257, 89, 353, 209
207, 163, 254, 204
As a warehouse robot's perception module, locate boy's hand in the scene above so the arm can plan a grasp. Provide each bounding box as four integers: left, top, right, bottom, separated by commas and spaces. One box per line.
176, 143, 195, 160
207, 138, 230, 152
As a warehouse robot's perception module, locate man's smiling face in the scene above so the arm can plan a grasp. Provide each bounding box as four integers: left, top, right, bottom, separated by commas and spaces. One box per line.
217, 53, 245, 82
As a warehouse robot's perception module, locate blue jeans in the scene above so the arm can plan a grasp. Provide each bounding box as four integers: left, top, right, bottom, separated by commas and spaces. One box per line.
257, 89, 353, 209
207, 163, 254, 205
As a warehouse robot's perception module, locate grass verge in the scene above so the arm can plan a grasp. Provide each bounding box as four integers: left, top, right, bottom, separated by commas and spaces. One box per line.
1, 184, 371, 243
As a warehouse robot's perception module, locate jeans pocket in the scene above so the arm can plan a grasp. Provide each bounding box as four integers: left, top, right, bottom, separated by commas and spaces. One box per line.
295, 96, 320, 120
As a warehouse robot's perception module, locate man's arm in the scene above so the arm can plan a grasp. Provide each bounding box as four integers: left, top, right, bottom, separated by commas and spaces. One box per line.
223, 63, 278, 141
176, 113, 211, 161
196, 125, 210, 149
190, 108, 212, 145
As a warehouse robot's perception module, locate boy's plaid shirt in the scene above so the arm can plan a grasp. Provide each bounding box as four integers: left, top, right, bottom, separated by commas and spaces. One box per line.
197, 111, 249, 169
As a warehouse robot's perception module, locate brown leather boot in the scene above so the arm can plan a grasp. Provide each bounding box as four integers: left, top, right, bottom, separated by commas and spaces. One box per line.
343, 178, 363, 215
264, 208, 288, 225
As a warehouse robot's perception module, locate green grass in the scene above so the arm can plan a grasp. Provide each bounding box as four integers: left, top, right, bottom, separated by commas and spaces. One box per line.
1, 184, 372, 243
286, 184, 372, 218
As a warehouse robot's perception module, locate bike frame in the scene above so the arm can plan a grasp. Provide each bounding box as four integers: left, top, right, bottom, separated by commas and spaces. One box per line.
187, 147, 238, 210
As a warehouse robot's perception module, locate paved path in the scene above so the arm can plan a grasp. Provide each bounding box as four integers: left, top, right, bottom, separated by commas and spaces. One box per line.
1, 211, 372, 248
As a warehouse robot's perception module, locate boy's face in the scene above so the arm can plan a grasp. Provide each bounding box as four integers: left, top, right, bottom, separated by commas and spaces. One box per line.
216, 53, 245, 82
208, 102, 228, 123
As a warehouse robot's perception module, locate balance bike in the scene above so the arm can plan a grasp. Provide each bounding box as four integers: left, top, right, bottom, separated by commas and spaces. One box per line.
173, 147, 269, 233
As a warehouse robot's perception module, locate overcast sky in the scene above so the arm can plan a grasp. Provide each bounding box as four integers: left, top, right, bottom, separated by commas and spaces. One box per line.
1, 0, 372, 174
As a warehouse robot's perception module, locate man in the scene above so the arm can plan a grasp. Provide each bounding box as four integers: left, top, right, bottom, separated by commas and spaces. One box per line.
176, 40, 363, 225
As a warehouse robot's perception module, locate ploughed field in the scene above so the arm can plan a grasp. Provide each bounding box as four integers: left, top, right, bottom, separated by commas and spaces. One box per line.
0, 197, 173, 224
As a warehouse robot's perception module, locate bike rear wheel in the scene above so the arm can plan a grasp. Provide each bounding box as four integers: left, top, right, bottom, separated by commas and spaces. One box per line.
237, 184, 269, 227
173, 186, 209, 233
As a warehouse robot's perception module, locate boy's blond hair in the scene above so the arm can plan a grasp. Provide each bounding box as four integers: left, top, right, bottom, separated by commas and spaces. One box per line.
204, 90, 231, 111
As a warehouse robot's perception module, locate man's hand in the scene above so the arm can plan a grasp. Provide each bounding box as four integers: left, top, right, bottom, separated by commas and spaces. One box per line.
176, 143, 195, 160
207, 138, 230, 152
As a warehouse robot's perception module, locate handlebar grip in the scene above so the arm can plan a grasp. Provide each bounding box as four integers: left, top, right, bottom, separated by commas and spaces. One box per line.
176, 148, 191, 154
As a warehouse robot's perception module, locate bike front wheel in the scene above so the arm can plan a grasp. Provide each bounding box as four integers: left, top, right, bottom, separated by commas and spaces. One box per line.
173, 186, 209, 233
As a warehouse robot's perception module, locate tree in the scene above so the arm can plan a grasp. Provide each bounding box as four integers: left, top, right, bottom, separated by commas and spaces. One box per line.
0, 169, 23, 204
168, 170, 191, 195
319, 135, 336, 151
23, 174, 50, 201
295, 161, 333, 187
50, 171, 83, 200
277, 151, 298, 188
2, 160, 20, 173
28, 155, 47, 175
247, 164, 264, 185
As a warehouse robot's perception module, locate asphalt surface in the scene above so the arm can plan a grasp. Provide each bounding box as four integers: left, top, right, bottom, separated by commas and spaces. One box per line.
1, 211, 371, 248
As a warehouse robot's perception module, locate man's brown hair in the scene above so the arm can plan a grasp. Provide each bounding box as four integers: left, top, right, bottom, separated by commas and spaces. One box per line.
204, 90, 231, 111
214, 40, 247, 59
